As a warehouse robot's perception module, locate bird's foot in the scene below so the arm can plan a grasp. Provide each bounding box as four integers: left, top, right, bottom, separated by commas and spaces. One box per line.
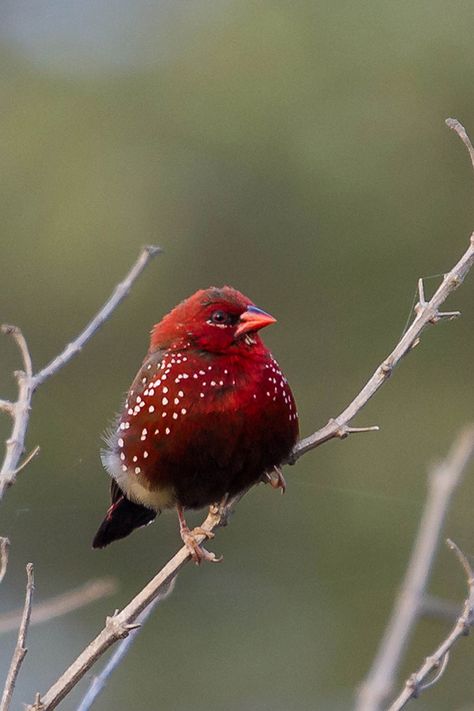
264, 466, 286, 494
180, 525, 222, 565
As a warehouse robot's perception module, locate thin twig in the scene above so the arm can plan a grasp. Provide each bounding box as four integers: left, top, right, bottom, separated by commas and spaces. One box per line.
76, 578, 176, 711
0, 577, 118, 636
290, 232, 474, 462
32, 245, 162, 389
354, 426, 474, 711
387, 539, 474, 711
0, 245, 161, 500
0, 327, 36, 500
27, 505, 224, 711
0, 538, 10, 585
12, 445, 40, 476
0, 563, 35, 711
291, 117, 474, 461
446, 117, 474, 171
3, 325, 33, 378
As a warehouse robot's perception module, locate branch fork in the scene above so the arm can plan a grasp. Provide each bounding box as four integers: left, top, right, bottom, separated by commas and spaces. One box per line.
0, 246, 161, 500
105, 614, 141, 639
415, 277, 461, 323
387, 537, 474, 710
355, 426, 474, 711
328, 418, 379, 440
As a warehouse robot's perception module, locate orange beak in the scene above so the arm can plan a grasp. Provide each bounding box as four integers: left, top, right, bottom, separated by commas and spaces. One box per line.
235, 305, 277, 337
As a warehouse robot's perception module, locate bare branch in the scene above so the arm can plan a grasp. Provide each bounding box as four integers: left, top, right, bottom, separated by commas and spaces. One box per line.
290, 233, 474, 461
0, 246, 161, 500
412, 649, 450, 694
76, 578, 176, 711
32, 245, 162, 389
446, 117, 474, 171
0, 328, 35, 500
27, 506, 224, 710
0, 577, 117, 636
387, 539, 474, 711
0, 563, 35, 711
1, 325, 33, 378
12, 445, 40, 477
0, 538, 10, 585
354, 426, 474, 711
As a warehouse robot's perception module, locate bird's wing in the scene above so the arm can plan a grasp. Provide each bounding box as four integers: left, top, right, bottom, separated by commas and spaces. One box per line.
128, 348, 167, 396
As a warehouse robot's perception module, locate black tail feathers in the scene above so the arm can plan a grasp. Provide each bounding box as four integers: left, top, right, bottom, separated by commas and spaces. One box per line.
92, 495, 157, 549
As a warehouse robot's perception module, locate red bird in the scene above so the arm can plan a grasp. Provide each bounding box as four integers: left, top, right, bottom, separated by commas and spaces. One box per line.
93, 286, 298, 562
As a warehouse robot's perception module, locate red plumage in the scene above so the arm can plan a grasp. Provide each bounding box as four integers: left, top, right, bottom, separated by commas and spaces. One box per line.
93, 286, 298, 561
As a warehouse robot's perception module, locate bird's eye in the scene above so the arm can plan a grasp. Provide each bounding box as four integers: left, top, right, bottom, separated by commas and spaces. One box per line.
210, 310, 229, 324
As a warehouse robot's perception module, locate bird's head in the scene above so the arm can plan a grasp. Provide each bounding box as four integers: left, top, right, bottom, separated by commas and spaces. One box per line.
150, 286, 276, 354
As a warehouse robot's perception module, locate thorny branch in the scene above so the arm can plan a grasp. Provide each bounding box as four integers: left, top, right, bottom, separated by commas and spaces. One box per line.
0, 564, 34, 711
354, 426, 474, 711
0, 245, 161, 500
387, 539, 474, 711
289, 230, 473, 460
290, 117, 474, 461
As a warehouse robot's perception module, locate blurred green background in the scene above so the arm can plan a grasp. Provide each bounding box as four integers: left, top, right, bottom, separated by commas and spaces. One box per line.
0, 2, 473, 709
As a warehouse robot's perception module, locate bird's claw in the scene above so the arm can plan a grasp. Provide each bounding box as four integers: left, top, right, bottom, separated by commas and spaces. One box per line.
192, 526, 215, 540
264, 466, 286, 494
180, 526, 222, 565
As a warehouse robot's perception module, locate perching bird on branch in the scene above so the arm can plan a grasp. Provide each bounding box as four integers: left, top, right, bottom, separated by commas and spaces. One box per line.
93, 286, 298, 562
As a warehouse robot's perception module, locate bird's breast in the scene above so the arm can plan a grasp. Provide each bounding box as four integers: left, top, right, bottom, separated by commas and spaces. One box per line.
102, 348, 298, 510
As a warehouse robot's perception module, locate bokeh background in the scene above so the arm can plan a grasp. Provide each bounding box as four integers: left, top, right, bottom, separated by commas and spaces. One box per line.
0, 2, 473, 709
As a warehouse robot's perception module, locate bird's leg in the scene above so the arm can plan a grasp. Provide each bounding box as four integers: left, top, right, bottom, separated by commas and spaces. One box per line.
176, 505, 221, 565
263, 466, 286, 494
